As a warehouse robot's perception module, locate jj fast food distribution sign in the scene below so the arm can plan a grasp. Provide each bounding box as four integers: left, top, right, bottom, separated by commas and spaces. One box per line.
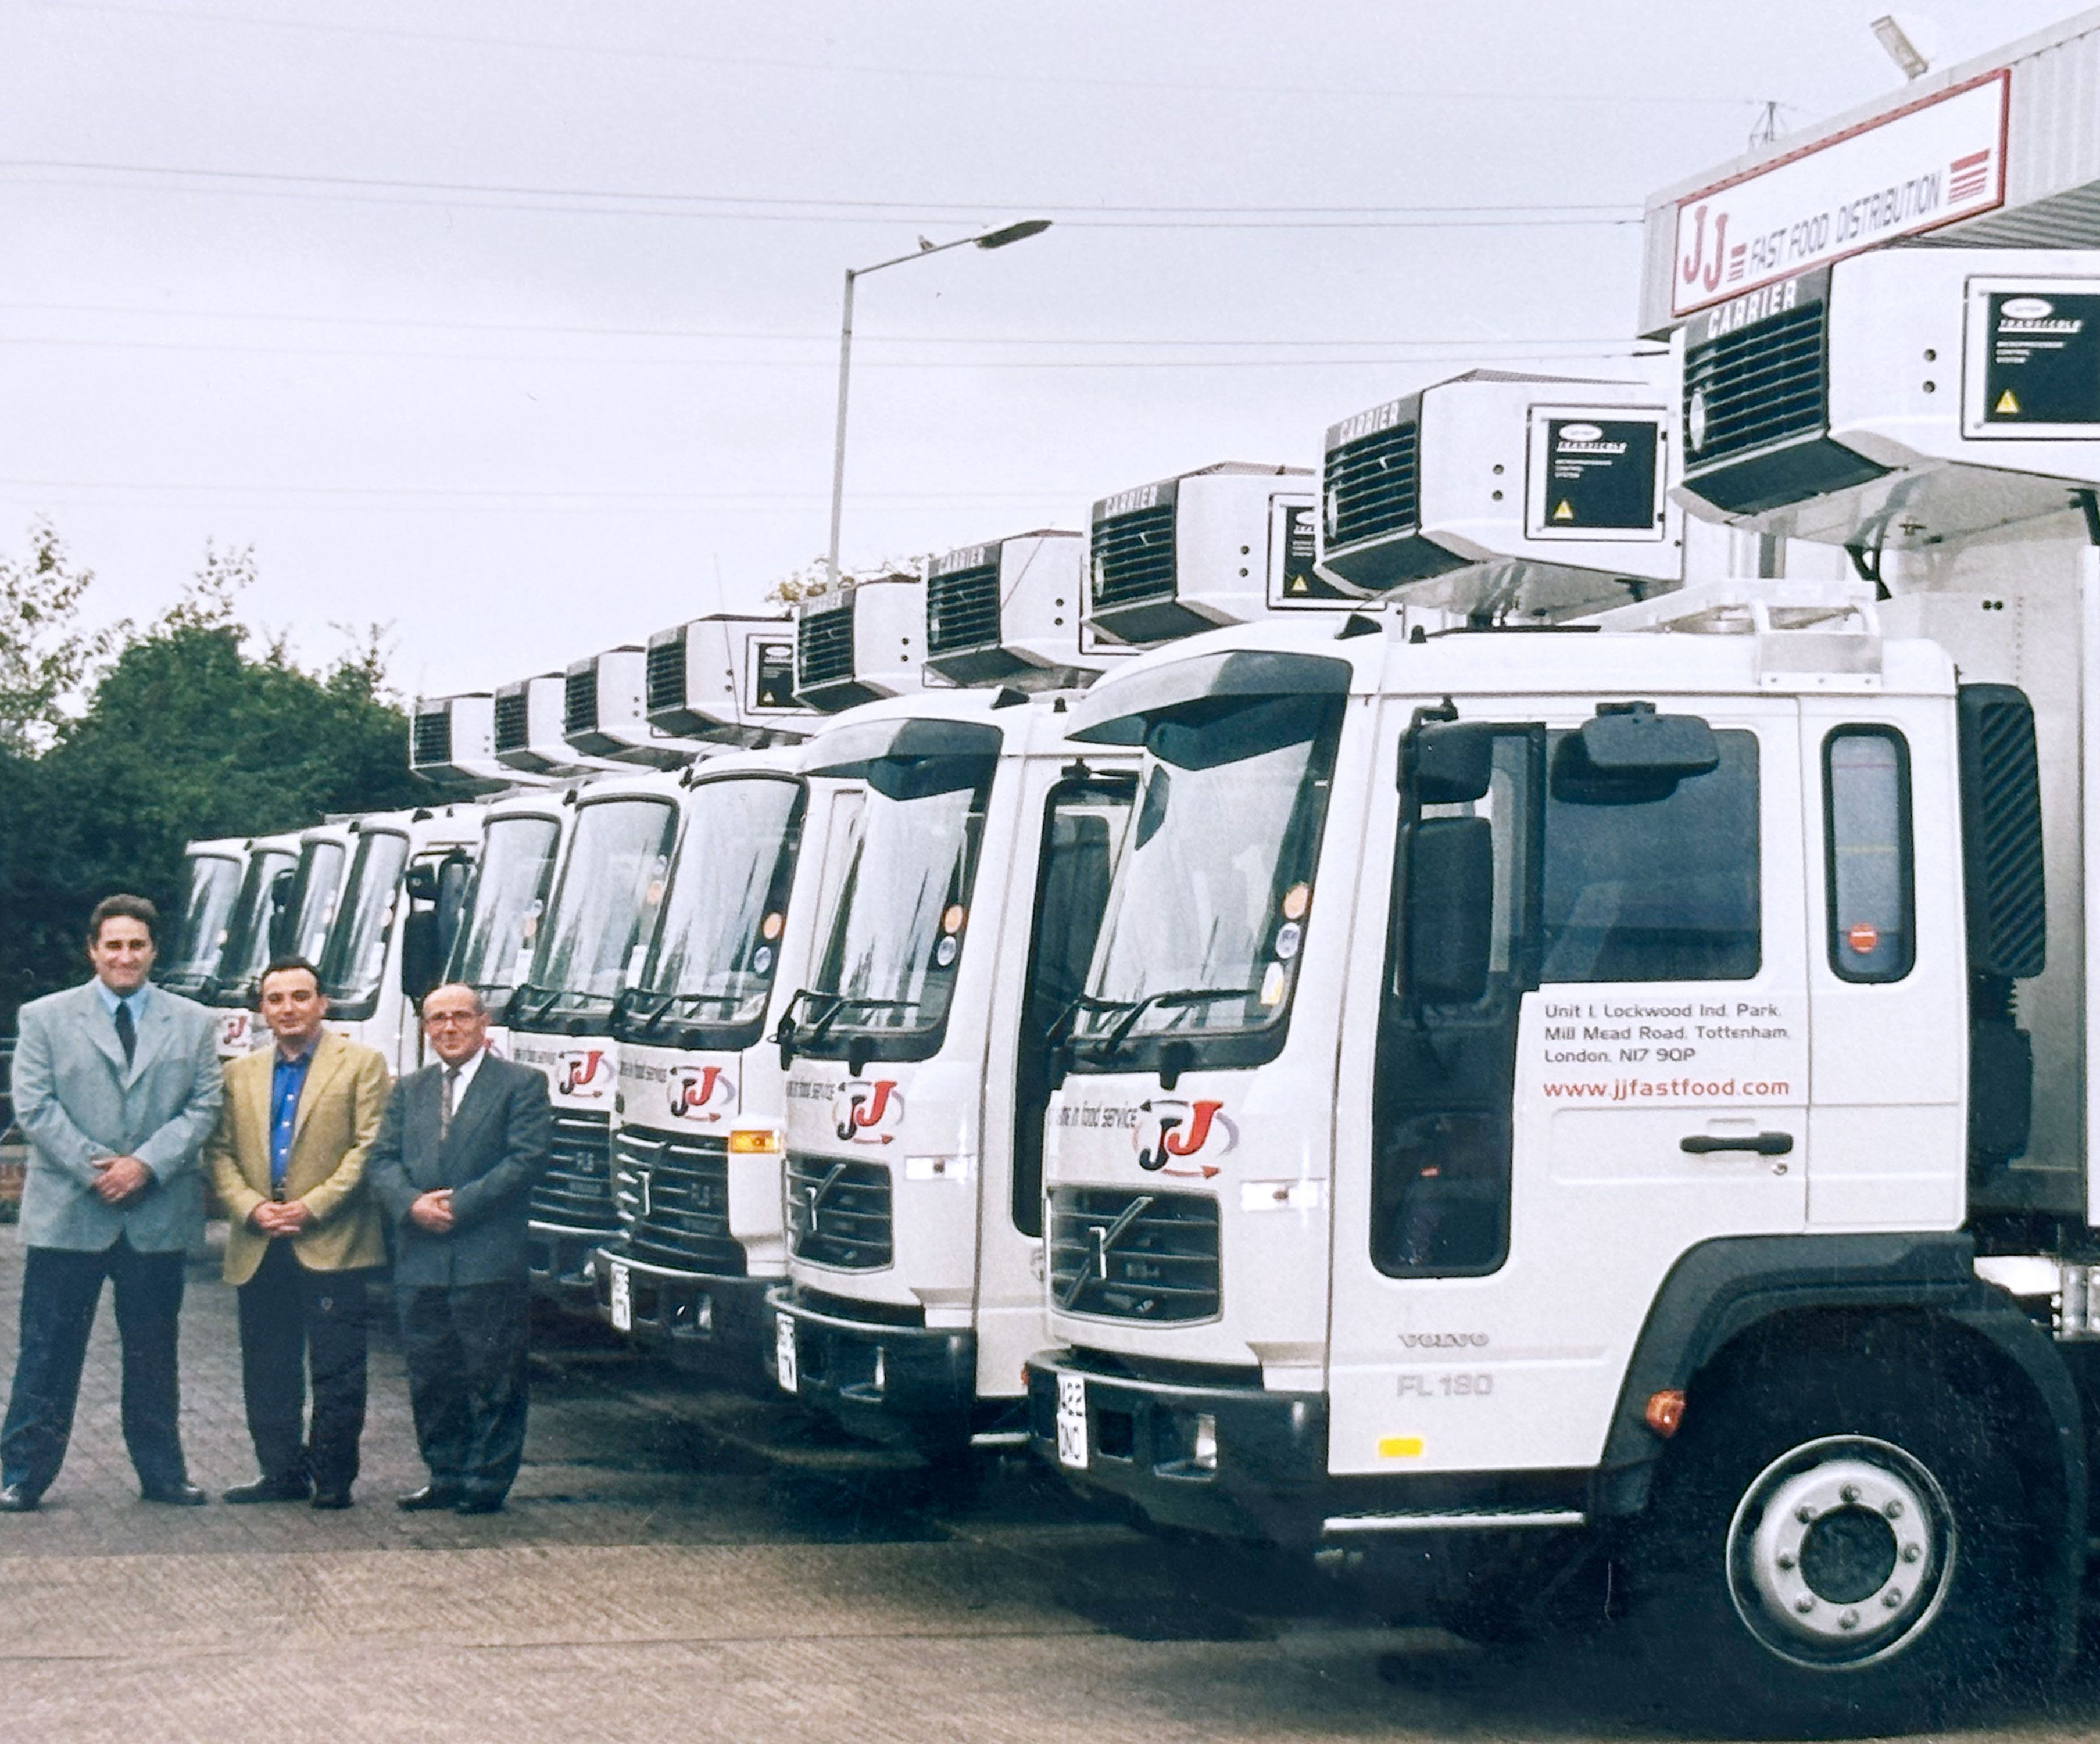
1672, 69, 2009, 319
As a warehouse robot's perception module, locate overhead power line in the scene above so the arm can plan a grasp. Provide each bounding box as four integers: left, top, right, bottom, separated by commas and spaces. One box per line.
0, 160, 1644, 230
42, 2, 1787, 112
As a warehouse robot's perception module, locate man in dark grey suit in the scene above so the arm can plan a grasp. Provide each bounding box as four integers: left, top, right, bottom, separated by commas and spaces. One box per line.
366, 983, 550, 1514
1, 893, 223, 1510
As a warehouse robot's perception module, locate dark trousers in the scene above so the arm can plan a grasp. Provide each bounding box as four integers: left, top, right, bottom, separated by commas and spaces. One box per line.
0, 1236, 187, 1495
396, 1280, 529, 1501
237, 1240, 371, 1491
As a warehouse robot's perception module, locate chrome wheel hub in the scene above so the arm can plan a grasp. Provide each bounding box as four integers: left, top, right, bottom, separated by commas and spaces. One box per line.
1726, 1436, 1954, 1669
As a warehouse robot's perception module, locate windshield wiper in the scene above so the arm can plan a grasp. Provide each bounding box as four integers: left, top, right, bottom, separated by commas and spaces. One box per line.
806, 994, 916, 1048
1075, 985, 1262, 1061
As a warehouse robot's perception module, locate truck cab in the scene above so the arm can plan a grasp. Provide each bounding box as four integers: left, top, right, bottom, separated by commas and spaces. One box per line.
199, 832, 301, 1057
157, 839, 246, 1001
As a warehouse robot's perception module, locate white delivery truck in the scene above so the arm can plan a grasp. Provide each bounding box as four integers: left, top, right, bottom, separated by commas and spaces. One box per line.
199, 831, 302, 1058
310, 804, 482, 1075
157, 839, 246, 1001
588, 615, 833, 1375
1028, 247, 2100, 1728
443, 785, 574, 1059
768, 511, 1325, 1451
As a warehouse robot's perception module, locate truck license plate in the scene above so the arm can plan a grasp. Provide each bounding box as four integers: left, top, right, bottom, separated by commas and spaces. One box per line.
775, 1313, 798, 1394
609, 1261, 632, 1333
1056, 1374, 1089, 1469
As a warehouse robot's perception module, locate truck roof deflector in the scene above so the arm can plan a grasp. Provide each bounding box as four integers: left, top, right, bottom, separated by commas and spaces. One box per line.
1065, 650, 1352, 745
803, 716, 1004, 779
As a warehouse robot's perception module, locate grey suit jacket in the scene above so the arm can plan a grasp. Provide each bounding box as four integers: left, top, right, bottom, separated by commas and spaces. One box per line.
365, 1053, 552, 1287
10, 980, 223, 1253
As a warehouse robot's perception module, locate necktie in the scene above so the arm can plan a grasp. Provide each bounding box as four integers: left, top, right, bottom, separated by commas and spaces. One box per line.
440, 1066, 460, 1142
113, 1000, 136, 1067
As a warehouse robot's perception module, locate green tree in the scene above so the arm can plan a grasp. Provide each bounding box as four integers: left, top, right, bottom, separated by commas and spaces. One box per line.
0, 536, 423, 1026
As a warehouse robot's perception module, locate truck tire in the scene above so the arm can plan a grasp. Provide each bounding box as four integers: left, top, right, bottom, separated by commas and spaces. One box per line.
1622, 1349, 2050, 1732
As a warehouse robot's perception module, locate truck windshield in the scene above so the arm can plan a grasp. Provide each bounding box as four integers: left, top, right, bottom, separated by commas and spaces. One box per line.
1074, 692, 1343, 1066
318, 829, 410, 1008
215, 845, 298, 1001
159, 853, 242, 986
626, 776, 803, 1043
521, 796, 677, 1017
801, 752, 994, 1049
449, 814, 562, 1003
281, 838, 349, 966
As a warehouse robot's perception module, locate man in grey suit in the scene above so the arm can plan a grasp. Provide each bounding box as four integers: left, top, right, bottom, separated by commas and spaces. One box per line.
366, 983, 550, 1514
1, 894, 223, 1510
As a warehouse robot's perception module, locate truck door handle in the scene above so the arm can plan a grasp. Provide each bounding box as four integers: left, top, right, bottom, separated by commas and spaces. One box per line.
1680, 1132, 1794, 1156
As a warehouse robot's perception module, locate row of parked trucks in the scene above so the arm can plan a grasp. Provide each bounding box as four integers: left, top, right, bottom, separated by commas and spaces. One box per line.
154, 15, 2100, 1725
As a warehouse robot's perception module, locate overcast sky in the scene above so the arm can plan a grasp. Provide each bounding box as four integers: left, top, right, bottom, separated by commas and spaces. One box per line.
1, 0, 2086, 700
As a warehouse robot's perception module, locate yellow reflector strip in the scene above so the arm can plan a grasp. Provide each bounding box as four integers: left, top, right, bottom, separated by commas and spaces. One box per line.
1378, 1437, 1425, 1459
728, 1128, 781, 1155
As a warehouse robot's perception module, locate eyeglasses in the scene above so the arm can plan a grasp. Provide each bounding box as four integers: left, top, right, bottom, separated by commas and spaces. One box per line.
424, 1013, 482, 1028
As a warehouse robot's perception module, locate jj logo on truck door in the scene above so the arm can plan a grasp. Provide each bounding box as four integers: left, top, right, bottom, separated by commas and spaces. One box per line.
1133, 1098, 1237, 1176
668, 1063, 734, 1123
557, 1049, 611, 1099
831, 1079, 904, 1145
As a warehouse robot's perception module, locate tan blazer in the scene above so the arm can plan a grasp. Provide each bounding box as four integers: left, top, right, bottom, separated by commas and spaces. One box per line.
205, 1030, 392, 1285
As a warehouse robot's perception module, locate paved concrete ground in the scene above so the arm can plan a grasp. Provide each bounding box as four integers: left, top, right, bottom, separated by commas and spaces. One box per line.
2, 1208, 2099, 1744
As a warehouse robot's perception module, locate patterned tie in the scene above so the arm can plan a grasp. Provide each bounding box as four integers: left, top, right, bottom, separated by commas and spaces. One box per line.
439, 1066, 460, 1142
113, 1000, 136, 1068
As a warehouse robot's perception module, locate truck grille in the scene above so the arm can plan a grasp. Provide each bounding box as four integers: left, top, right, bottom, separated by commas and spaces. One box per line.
1324, 419, 1421, 550
926, 558, 1001, 654
797, 600, 856, 694
493, 692, 529, 755
412, 710, 452, 768
646, 633, 686, 714
785, 1151, 892, 1270
563, 668, 598, 736
1089, 506, 1178, 610
1049, 1187, 1220, 1323
614, 1127, 743, 1276
530, 1110, 617, 1233
1683, 302, 1829, 471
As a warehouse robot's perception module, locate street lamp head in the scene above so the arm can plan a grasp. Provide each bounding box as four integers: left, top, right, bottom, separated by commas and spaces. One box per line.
975, 218, 1052, 250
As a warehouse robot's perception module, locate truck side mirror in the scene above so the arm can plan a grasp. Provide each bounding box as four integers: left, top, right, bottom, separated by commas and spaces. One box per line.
1408, 722, 1498, 804
399, 909, 443, 1005
267, 868, 296, 955
1407, 817, 1493, 1005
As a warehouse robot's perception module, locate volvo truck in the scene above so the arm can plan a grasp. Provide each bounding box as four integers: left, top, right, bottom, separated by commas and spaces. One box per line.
766, 535, 1168, 1450
1027, 249, 2100, 1729
588, 616, 831, 1374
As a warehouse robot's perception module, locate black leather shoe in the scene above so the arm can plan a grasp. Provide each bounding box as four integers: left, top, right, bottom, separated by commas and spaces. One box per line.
0, 1482, 40, 1513
453, 1493, 506, 1516
141, 1482, 208, 1506
310, 1487, 353, 1511
396, 1484, 463, 1512
223, 1475, 312, 1504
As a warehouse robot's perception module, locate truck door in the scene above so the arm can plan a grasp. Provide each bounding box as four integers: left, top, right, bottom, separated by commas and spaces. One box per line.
1328, 696, 1809, 1480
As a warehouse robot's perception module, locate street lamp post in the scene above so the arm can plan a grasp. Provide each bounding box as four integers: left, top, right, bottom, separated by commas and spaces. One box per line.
826, 218, 1052, 586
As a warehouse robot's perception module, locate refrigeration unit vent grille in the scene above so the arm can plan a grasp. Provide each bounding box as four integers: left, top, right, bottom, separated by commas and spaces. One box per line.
1683, 302, 1830, 472
1324, 420, 1421, 549
563, 669, 598, 736
646, 633, 686, 714
797, 600, 857, 693
1090, 505, 1178, 610
412, 711, 452, 767
926, 560, 1002, 654
493, 693, 530, 755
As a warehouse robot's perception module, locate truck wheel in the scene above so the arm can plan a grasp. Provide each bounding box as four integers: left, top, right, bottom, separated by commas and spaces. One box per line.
1623, 1352, 2049, 1731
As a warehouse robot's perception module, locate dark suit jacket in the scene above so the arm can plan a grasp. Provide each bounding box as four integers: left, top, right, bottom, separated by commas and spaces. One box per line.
365, 1052, 552, 1287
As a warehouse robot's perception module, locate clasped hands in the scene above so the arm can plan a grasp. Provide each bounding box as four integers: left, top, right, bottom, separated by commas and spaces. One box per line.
407, 1189, 455, 1234
91, 1154, 152, 1205
249, 1198, 314, 1237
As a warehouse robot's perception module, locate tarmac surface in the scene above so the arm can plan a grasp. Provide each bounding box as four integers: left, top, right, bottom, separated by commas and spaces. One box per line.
4, 1191, 2100, 1744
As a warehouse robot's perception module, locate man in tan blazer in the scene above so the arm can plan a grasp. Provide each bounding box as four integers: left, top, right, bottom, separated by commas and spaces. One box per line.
206, 956, 390, 1509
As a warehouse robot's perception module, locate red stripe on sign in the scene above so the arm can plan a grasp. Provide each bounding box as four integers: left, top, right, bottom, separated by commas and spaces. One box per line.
1950, 149, 1991, 170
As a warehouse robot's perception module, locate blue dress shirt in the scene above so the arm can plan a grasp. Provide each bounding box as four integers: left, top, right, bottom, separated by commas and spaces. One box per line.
92, 980, 149, 1026
269, 1045, 316, 1192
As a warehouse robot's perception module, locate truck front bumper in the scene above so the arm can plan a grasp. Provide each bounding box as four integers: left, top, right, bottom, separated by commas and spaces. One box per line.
1024, 1348, 1329, 1545
771, 1287, 1014, 1452
591, 1246, 774, 1383
527, 1222, 615, 1313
